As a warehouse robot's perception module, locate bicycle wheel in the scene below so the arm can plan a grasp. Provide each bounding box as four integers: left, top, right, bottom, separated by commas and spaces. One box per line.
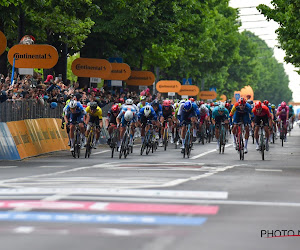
187, 134, 192, 158
222, 129, 226, 154
123, 133, 129, 158
260, 130, 265, 161
219, 129, 223, 154
119, 138, 125, 159
140, 139, 146, 155
163, 128, 168, 151
85, 131, 92, 158
239, 134, 244, 160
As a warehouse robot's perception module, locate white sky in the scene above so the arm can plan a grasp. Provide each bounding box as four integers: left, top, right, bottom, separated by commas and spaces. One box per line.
230, 0, 300, 102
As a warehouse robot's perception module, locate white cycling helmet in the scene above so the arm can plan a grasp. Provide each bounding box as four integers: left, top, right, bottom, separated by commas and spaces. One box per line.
144, 106, 151, 117
125, 98, 133, 105
124, 110, 133, 121
69, 100, 77, 109
200, 104, 206, 111
179, 100, 186, 105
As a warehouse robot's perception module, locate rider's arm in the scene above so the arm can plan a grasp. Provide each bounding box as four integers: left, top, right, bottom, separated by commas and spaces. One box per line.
229, 105, 236, 117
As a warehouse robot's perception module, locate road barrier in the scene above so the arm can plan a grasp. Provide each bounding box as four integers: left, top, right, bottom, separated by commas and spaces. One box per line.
0, 117, 112, 160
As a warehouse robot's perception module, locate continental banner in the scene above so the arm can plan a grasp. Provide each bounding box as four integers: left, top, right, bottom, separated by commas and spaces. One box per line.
156, 81, 181, 93
178, 85, 199, 96
0, 31, 7, 56
6, 118, 68, 159
125, 71, 155, 86
8, 44, 59, 69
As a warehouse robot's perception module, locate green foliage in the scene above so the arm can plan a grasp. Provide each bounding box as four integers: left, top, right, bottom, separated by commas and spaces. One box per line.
258, 0, 300, 71
67, 53, 79, 83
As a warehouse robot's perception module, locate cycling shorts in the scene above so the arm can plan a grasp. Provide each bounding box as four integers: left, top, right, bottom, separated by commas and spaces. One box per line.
254, 115, 269, 127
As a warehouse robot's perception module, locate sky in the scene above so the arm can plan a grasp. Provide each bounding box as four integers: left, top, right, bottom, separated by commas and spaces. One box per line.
229, 0, 300, 103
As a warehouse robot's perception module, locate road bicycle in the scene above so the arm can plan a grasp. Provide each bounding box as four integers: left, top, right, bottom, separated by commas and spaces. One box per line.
258, 121, 265, 161
109, 124, 119, 158
183, 123, 193, 158
140, 123, 157, 155
119, 124, 132, 159
219, 122, 227, 154
163, 121, 170, 151
85, 123, 96, 158
71, 123, 81, 158
236, 122, 245, 161
279, 120, 286, 147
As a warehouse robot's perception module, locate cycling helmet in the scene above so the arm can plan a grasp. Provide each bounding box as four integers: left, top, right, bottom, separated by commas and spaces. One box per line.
239, 98, 246, 105
125, 98, 133, 105
124, 110, 133, 121
225, 103, 230, 109
289, 104, 293, 109
140, 96, 146, 101
247, 100, 253, 105
111, 104, 119, 112
189, 98, 195, 103
281, 101, 286, 108
179, 100, 186, 105
271, 104, 276, 109
218, 104, 225, 112
184, 101, 192, 110
227, 99, 231, 103
151, 100, 159, 107
200, 101, 205, 105
163, 100, 171, 107
69, 100, 77, 109
200, 104, 206, 111
255, 101, 262, 109
90, 102, 98, 110
119, 98, 125, 104
263, 100, 269, 106
144, 106, 151, 117
214, 102, 219, 106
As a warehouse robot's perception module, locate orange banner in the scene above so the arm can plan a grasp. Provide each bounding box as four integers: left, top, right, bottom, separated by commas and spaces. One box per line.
8, 44, 59, 69
125, 71, 155, 86
156, 80, 181, 93
0, 31, 7, 56
71, 58, 112, 78
220, 94, 227, 102
103, 63, 131, 80
198, 91, 217, 100
178, 85, 199, 96
240, 85, 254, 100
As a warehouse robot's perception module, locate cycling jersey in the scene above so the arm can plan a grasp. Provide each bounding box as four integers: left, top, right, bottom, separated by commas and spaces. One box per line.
86, 106, 103, 119
138, 106, 157, 126
230, 103, 252, 124
179, 102, 200, 125
162, 106, 174, 119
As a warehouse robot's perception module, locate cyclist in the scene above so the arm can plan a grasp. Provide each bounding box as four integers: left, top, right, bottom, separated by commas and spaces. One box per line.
263, 100, 271, 112
276, 101, 289, 142
160, 100, 175, 146
137, 95, 148, 111
138, 105, 158, 144
151, 100, 163, 139
230, 97, 252, 153
212, 104, 229, 151
252, 101, 272, 151
117, 99, 137, 147
178, 100, 200, 151
288, 104, 295, 128
64, 100, 86, 152
199, 104, 210, 141
85, 102, 103, 148
105, 104, 120, 146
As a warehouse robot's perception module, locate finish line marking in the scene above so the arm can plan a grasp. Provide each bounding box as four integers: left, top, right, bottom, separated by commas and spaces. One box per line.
255, 169, 282, 172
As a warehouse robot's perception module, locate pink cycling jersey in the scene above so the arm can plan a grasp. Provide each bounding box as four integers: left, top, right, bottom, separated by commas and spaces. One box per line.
276, 106, 289, 124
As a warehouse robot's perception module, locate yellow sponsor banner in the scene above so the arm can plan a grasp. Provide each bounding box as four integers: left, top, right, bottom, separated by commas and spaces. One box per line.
6, 120, 37, 158
54, 118, 69, 149
24, 119, 43, 155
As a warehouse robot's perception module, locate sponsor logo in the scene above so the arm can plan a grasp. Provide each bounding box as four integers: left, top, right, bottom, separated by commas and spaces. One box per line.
13, 53, 52, 60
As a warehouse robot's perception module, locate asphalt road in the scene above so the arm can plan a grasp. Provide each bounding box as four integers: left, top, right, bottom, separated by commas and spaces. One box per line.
0, 125, 300, 250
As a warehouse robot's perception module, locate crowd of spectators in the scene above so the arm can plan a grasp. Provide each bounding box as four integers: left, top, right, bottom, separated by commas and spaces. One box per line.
0, 72, 156, 107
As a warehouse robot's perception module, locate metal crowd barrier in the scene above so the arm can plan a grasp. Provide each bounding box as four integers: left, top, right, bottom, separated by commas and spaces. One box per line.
0, 100, 112, 123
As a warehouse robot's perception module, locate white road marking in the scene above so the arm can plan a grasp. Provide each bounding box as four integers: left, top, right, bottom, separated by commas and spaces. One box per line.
255, 169, 283, 172
0, 187, 228, 199
191, 144, 232, 159
92, 150, 111, 155
14, 227, 35, 234
0, 166, 18, 169
4, 196, 300, 208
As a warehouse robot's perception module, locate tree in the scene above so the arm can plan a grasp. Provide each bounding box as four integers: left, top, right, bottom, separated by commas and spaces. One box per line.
257, 0, 300, 71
